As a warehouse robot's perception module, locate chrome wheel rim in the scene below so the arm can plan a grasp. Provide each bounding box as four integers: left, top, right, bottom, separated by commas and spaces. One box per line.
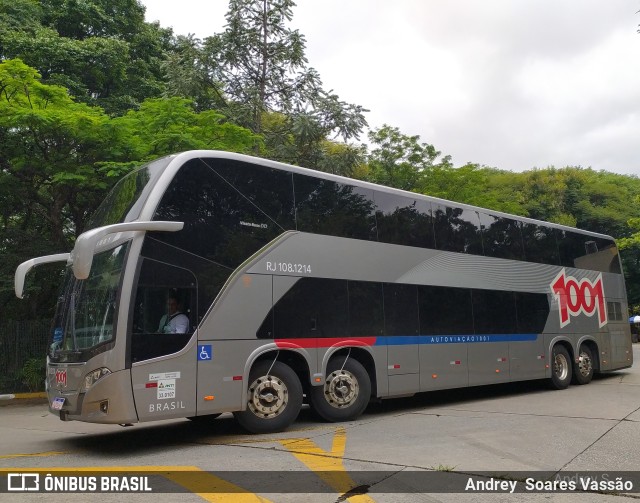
247, 375, 288, 418
324, 369, 359, 408
577, 351, 592, 377
554, 353, 569, 381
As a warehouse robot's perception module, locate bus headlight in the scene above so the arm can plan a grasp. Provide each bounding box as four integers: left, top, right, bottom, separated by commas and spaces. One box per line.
81, 368, 111, 392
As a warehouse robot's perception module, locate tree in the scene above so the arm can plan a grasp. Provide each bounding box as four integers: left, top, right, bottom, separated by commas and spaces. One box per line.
363, 125, 449, 191
110, 97, 261, 162
0, 0, 173, 114
162, 34, 226, 112
0, 59, 259, 320
202, 0, 367, 169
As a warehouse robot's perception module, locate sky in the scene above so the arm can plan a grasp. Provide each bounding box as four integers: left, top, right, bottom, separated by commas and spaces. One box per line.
141, 0, 640, 176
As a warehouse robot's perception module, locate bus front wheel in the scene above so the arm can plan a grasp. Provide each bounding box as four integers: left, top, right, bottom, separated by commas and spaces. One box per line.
550, 345, 572, 390
310, 357, 371, 422
234, 361, 302, 434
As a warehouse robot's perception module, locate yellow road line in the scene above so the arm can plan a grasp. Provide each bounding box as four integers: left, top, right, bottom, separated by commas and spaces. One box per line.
0, 428, 375, 502
276, 428, 376, 503
164, 469, 272, 503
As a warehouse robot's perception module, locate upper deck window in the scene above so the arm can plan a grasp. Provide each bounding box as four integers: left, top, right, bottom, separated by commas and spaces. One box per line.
374, 192, 435, 248
149, 158, 295, 317
294, 174, 377, 241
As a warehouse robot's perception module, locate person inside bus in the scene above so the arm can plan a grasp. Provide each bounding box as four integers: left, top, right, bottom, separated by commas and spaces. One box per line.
158, 294, 190, 334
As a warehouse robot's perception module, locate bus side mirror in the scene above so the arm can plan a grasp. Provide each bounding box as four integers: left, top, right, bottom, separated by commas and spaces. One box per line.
15, 253, 71, 299
71, 221, 184, 280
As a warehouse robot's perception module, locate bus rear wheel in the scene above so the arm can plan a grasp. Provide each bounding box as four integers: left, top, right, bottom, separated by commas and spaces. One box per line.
549, 345, 572, 390
310, 357, 371, 422
234, 361, 302, 434
572, 345, 594, 385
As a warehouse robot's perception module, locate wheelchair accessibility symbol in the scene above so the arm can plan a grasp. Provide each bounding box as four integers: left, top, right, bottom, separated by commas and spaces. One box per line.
197, 345, 212, 361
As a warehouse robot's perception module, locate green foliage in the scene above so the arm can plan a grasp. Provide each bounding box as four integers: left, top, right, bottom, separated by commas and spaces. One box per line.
20, 357, 46, 392
110, 97, 261, 160
1, 0, 172, 114
162, 34, 226, 112
364, 125, 445, 191
0, 59, 258, 321
1, 0, 639, 323
198, 0, 367, 170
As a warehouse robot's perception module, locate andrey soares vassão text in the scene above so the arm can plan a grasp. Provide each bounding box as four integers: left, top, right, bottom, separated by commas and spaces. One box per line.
465, 476, 634, 493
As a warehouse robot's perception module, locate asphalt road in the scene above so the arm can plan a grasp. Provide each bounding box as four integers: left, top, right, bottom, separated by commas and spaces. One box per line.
1, 345, 639, 503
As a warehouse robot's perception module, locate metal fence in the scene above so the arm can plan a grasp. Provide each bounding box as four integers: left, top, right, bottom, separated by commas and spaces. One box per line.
0, 320, 50, 393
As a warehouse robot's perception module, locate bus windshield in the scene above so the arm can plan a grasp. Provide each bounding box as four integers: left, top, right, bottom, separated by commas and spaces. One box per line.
85, 156, 171, 229
51, 244, 129, 360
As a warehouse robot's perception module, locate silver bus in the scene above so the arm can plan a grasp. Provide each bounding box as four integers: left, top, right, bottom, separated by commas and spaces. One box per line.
15, 151, 633, 433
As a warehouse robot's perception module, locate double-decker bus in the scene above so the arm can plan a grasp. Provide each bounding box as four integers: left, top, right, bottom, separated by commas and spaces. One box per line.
15, 151, 632, 433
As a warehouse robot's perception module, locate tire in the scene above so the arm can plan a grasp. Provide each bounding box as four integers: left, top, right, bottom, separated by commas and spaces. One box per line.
549, 345, 572, 390
310, 357, 371, 422
572, 345, 594, 385
234, 361, 302, 434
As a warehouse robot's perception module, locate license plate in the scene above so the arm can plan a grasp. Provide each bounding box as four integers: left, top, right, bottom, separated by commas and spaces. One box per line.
51, 397, 65, 410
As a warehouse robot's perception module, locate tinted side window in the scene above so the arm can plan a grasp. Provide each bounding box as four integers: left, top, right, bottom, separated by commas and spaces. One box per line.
375, 192, 435, 248
565, 234, 621, 274
418, 286, 474, 335
131, 259, 197, 362
472, 290, 517, 334
152, 158, 293, 313
203, 158, 296, 230
433, 204, 483, 254
520, 223, 559, 265
478, 213, 525, 260
272, 278, 348, 339
294, 174, 377, 241
515, 292, 549, 333
140, 237, 225, 321
593, 238, 621, 274
348, 281, 384, 337
383, 284, 419, 336
556, 230, 586, 268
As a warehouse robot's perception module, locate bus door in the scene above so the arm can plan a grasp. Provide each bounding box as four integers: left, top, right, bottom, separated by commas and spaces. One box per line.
129, 258, 198, 421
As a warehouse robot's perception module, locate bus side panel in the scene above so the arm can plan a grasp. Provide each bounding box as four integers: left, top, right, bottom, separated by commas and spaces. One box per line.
203, 274, 274, 341
386, 340, 420, 395
595, 332, 612, 371
420, 342, 469, 391
131, 339, 198, 422
509, 336, 546, 381
196, 340, 273, 415
609, 324, 633, 369
468, 342, 510, 385
387, 342, 419, 375
388, 374, 420, 395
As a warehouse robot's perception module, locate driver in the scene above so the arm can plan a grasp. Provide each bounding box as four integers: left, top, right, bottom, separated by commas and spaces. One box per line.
158, 294, 189, 334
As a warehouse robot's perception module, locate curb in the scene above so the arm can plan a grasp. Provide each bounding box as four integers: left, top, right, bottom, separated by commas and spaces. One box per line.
1, 392, 47, 400
0, 392, 48, 407
13, 392, 48, 399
